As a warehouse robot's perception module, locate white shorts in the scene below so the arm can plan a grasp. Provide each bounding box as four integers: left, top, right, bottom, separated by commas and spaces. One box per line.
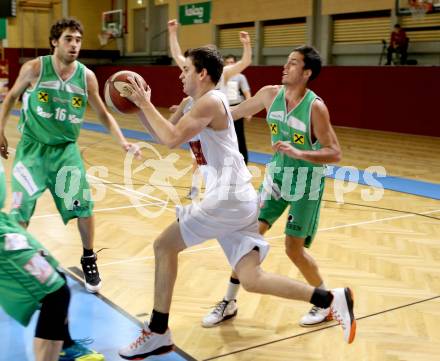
176, 188, 269, 270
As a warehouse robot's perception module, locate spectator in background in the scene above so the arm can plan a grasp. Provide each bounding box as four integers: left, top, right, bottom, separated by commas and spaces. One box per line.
386, 24, 408, 65
221, 55, 252, 164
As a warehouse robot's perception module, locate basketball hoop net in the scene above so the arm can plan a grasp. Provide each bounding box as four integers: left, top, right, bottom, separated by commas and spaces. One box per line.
408, 0, 433, 18
98, 31, 113, 46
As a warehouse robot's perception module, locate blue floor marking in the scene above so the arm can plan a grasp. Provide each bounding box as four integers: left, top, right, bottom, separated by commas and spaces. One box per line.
0, 275, 190, 361
7, 109, 440, 199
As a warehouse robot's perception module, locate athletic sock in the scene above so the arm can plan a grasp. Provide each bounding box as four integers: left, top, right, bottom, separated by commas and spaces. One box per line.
310, 288, 334, 309
225, 277, 240, 301
83, 248, 94, 257
149, 309, 169, 334
318, 282, 327, 290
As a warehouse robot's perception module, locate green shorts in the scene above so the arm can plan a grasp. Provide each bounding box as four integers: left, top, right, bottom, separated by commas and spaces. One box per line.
0, 212, 65, 326
258, 175, 325, 248
10, 136, 93, 224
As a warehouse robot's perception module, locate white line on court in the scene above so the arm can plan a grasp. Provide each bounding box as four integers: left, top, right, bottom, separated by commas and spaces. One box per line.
99, 208, 440, 267
7, 147, 440, 267
32, 202, 162, 219
265, 208, 440, 240
7, 146, 177, 213
87, 174, 176, 213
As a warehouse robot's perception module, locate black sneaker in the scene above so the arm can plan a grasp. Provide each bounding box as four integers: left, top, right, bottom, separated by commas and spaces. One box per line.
80, 253, 102, 293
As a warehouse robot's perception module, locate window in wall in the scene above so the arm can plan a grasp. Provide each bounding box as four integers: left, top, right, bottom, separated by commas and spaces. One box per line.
333, 10, 391, 44
400, 12, 440, 41
263, 18, 306, 48
218, 22, 255, 48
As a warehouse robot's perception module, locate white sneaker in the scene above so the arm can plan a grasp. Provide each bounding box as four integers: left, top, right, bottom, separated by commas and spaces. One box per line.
299, 306, 332, 327
330, 288, 356, 344
118, 324, 174, 360
202, 299, 238, 328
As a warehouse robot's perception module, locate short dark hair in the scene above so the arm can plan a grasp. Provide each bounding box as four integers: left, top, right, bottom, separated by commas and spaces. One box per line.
224, 54, 237, 62
49, 18, 84, 52
394, 23, 401, 28
184, 45, 224, 85
293, 45, 322, 81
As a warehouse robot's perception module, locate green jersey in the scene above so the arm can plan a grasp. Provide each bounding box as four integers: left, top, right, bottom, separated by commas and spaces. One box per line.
19, 55, 88, 145
266, 86, 325, 177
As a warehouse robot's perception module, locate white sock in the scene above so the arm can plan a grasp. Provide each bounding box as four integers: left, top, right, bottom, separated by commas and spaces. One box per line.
225, 278, 240, 301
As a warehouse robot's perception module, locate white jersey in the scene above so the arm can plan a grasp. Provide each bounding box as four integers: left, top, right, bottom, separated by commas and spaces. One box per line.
187, 90, 251, 195
177, 91, 268, 269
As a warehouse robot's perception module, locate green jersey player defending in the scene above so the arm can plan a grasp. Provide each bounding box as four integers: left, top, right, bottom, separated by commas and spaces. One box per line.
203, 46, 343, 328
0, 18, 140, 293
0, 159, 105, 361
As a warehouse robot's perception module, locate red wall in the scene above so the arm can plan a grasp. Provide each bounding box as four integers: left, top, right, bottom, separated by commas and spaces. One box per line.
92, 65, 186, 106
5, 54, 439, 136
92, 64, 440, 137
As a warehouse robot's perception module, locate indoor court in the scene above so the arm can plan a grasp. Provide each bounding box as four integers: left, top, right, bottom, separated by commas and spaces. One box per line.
0, 105, 439, 360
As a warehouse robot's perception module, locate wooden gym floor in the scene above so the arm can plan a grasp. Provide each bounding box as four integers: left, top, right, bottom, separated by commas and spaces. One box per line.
1, 106, 440, 361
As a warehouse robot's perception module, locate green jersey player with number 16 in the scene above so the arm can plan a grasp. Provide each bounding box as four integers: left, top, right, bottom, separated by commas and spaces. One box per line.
0, 18, 140, 293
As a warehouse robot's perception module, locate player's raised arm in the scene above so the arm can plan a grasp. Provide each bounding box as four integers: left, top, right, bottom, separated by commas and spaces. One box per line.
168, 19, 186, 70
223, 31, 252, 82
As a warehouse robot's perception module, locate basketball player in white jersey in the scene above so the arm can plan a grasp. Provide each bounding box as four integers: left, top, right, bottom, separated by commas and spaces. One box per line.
118, 45, 356, 360
167, 19, 252, 199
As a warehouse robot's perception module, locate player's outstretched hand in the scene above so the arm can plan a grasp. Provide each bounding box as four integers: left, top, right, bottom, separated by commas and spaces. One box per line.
168, 19, 178, 33
239, 31, 250, 45
123, 142, 142, 160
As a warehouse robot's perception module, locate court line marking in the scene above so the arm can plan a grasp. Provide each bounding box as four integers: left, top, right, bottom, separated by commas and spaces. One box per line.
98, 208, 440, 267
203, 294, 440, 360
32, 202, 163, 219
6, 147, 177, 213
6, 147, 440, 267
266, 208, 440, 240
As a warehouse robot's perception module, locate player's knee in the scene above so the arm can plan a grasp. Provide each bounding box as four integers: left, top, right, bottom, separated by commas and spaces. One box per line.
153, 236, 180, 258
285, 238, 305, 261
239, 271, 262, 293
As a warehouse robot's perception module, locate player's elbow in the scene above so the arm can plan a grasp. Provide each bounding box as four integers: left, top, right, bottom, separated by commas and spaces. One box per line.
165, 136, 181, 149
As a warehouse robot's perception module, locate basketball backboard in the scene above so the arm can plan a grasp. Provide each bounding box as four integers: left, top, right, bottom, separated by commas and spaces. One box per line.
396, 0, 440, 15
102, 9, 123, 38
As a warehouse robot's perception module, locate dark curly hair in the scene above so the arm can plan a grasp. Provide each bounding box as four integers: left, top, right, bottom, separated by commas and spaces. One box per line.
49, 18, 83, 52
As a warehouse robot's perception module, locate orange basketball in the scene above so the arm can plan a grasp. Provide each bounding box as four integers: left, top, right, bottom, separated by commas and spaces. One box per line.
104, 70, 147, 114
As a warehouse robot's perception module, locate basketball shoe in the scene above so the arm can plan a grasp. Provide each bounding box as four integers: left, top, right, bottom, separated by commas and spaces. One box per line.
202, 299, 238, 328
330, 288, 356, 344
80, 253, 101, 293
59, 340, 105, 361
299, 306, 332, 327
118, 324, 174, 360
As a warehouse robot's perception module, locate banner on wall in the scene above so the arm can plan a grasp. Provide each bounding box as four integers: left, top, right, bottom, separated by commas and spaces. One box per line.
0, 60, 8, 103
0, 18, 6, 39
179, 2, 211, 25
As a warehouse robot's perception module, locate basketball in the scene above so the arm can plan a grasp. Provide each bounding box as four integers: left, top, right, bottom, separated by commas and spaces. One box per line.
104, 70, 147, 114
